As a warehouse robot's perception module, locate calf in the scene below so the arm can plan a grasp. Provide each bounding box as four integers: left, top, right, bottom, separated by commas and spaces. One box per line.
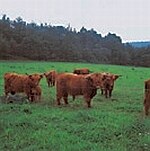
44, 70, 57, 87
101, 73, 120, 98
30, 86, 42, 102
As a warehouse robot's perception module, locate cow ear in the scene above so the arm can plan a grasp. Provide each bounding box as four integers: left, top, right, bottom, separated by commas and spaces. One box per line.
28, 75, 32, 79
113, 74, 121, 80
44, 72, 48, 77
40, 74, 43, 78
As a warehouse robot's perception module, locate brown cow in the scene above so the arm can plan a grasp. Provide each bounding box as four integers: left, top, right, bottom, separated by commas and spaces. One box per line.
56, 73, 105, 107
4, 72, 43, 102
144, 79, 150, 115
44, 70, 57, 87
73, 68, 90, 75
100, 73, 120, 98
30, 86, 42, 102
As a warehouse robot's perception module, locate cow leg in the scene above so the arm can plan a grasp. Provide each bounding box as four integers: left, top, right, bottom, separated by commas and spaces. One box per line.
105, 90, 108, 98
72, 95, 75, 101
28, 94, 34, 102
4, 89, 10, 103
48, 80, 51, 87
109, 89, 113, 98
4, 85, 9, 96
144, 104, 149, 116
31, 95, 36, 102
84, 97, 91, 108
63, 94, 68, 105
33, 94, 38, 102
101, 89, 104, 95
27, 91, 34, 102
56, 95, 62, 105
5, 90, 9, 97
87, 99, 91, 108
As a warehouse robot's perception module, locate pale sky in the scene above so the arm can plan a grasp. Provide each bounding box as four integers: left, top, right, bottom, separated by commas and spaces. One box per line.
0, 0, 150, 42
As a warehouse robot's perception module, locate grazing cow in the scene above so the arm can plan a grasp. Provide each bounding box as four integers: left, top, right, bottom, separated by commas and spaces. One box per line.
73, 68, 90, 75
56, 73, 106, 107
144, 79, 150, 115
100, 73, 120, 98
4, 72, 43, 102
44, 70, 57, 87
30, 86, 42, 102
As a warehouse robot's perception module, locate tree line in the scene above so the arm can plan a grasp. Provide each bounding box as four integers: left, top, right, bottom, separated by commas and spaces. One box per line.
0, 15, 150, 67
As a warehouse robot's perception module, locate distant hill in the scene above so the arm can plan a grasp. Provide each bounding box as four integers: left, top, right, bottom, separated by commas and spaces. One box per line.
128, 41, 150, 48
1, 14, 150, 67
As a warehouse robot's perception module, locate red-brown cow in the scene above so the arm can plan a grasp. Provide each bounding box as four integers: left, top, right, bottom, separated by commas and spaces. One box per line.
4, 72, 43, 102
56, 73, 105, 107
44, 70, 57, 87
73, 68, 90, 75
100, 72, 121, 98
144, 79, 150, 115
30, 86, 42, 102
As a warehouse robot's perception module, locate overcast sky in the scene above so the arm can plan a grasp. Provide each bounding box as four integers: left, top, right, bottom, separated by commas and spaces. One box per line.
0, 0, 150, 42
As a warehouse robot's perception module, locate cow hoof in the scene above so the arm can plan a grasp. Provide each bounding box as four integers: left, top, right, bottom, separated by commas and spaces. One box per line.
87, 105, 91, 108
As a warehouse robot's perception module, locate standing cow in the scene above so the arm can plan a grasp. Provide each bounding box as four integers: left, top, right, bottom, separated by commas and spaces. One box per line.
4, 72, 43, 102
56, 73, 106, 107
144, 79, 150, 115
44, 70, 57, 87
73, 68, 90, 75
29, 86, 42, 102
100, 72, 121, 98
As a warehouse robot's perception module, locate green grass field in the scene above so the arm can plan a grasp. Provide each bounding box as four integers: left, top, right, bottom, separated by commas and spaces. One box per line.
0, 61, 150, 151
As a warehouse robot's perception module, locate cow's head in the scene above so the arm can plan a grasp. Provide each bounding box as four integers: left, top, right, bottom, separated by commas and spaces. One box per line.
85, 73, 106, 88
28, 73, 43, 87
103, 74, 121, 90
44, 72, 53, 87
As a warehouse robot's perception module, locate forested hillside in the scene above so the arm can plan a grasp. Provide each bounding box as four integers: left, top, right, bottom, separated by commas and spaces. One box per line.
0, 15, 150, 67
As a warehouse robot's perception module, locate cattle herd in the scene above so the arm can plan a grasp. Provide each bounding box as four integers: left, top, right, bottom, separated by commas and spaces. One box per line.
3, 68, 150, 116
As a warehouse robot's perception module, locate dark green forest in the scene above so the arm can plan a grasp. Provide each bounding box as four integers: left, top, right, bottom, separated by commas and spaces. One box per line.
0, 15, 150, 67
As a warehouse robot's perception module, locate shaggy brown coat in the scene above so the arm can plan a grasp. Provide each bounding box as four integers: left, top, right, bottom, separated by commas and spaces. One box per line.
4, 72, 43, 102
56, 73, 105, 107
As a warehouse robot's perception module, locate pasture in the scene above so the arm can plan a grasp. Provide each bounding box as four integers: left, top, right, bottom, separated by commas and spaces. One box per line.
0, 61, 150, 151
